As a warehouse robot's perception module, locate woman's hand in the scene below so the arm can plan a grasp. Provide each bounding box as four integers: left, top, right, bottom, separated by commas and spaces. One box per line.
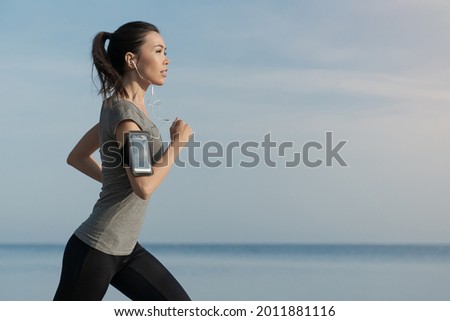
169, 117, 193, 147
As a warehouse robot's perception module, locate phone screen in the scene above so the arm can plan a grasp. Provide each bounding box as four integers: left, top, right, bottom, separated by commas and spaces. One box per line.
129, 132, 152, 176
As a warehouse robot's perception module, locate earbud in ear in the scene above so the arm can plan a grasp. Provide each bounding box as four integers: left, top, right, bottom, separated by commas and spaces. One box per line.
131, 60, 137, 69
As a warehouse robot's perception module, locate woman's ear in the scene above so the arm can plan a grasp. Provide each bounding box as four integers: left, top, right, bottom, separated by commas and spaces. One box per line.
124, 52, 136, 70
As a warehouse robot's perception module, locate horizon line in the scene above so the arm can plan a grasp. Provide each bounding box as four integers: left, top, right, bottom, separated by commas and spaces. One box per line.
1, 241, 450, 247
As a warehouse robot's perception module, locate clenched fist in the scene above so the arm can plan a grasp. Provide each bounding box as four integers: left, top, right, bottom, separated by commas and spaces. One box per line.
169, 117, 193, 147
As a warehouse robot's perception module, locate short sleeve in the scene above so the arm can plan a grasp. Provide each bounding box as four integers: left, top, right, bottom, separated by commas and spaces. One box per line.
103, 100, 146, 140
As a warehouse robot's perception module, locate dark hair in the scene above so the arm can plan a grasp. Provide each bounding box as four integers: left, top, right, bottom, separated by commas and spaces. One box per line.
91, 21, 160, 100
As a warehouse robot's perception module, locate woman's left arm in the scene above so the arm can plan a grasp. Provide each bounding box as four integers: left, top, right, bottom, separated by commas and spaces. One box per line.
67, 123, 102, 183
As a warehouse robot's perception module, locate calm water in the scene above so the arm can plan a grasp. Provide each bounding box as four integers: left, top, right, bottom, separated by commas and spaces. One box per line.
1, 243, 450, 300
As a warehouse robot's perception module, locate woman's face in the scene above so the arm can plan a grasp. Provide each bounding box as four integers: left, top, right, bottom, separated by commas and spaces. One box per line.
134, 31, 170, 86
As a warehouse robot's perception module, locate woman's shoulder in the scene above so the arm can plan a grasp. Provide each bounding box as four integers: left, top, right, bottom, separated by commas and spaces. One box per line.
102, 96, 142, 118
102, 95, 131, 109
100, 96, 148, 137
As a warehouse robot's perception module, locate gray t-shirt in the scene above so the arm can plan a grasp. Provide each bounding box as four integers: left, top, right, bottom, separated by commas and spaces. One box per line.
74, 97, 163, 255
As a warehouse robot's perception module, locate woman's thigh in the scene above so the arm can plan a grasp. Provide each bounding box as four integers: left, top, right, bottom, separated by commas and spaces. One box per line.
111, 245, 191, 301
53, 234, 121, 301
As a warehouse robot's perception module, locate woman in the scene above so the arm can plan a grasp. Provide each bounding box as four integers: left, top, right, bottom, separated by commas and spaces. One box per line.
54, 21, 192, 301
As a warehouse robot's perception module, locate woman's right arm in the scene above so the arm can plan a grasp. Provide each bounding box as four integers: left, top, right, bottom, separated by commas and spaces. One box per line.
67, 123, 102, 183
115, 117, 193, 200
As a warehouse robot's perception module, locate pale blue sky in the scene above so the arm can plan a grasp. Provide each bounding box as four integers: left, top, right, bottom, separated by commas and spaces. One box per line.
1, 0, 449, 244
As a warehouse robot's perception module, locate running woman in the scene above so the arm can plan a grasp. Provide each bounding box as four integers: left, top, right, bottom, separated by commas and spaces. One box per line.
54, 21, 192, 301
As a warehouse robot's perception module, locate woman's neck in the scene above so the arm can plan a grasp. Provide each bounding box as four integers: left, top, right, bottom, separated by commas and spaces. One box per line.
121, 74, 149, 111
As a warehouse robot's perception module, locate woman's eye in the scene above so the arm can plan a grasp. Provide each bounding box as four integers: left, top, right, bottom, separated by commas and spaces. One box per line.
155, 50, 167, 55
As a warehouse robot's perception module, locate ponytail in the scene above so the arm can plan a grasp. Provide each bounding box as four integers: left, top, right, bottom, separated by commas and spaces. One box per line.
91, 31, 125, 100
91, 21, 160, 102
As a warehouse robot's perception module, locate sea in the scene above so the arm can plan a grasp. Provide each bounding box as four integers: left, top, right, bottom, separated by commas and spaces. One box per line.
1, 243, 450, 301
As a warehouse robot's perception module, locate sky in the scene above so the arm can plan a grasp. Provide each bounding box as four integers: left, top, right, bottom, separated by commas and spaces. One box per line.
0, 0, 449, 244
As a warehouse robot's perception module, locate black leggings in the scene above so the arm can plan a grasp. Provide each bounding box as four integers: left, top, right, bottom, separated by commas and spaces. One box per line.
53, 234, 191, 301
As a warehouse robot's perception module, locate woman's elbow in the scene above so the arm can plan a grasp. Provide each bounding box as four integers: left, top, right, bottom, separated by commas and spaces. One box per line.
67, 151, 77, 167
135, 189, 152, 200
133, 183, 154, 200
67, 151, 85, 168
127, 170, 155, 200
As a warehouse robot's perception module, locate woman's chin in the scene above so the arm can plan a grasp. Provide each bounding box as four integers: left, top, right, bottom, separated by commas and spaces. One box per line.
153, 79, 165, 86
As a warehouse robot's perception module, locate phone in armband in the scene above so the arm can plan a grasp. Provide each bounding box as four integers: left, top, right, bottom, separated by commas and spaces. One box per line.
126, 131, 153, 176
